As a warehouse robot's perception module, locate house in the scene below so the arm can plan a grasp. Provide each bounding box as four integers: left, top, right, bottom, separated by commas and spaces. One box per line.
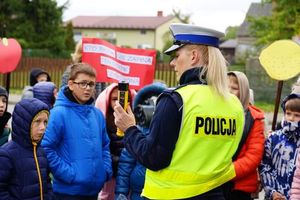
67, 11, 180, 52
220, 39, 237, 64
235, 3, 272, 62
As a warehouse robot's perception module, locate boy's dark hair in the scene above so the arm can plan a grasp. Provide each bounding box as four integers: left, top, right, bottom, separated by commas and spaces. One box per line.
285, 98, 300, 113
68, 63, 96, 81
282, 93, 300, 113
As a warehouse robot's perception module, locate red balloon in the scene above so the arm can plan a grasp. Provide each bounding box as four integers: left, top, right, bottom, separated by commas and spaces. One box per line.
0, 38, 22, 73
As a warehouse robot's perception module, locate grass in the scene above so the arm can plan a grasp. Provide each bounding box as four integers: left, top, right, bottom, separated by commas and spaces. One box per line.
227, 64, 246, 73
9, 88, 23, 94
255, 101, 275, 112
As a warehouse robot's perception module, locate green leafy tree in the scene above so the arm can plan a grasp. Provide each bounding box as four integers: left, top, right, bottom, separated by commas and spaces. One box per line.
224, 26, 239, 40
249, 0, 300, 47
64, 21, 75, 50
0, 0, 68, 53
0, 0, 22, 36
172, 8, 191, 23
161, 9, 191, 60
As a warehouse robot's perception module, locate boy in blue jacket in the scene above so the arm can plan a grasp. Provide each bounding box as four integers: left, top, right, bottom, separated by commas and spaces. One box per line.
42, 63, 112, 200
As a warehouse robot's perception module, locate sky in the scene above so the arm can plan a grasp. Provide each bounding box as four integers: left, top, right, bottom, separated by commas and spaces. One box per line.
56, 0, 261, 33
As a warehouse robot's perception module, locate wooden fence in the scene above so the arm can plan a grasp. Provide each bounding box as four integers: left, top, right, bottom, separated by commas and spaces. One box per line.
0, 57, 177, 90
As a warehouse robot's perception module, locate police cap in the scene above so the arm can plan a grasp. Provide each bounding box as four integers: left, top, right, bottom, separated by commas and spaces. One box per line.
164, 23, 225, 55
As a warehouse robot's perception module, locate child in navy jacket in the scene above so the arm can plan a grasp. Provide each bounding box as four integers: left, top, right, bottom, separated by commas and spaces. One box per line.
0, 98, 53, 200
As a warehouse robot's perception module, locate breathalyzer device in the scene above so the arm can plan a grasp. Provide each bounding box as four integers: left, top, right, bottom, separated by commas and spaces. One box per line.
116, 82, 129, 137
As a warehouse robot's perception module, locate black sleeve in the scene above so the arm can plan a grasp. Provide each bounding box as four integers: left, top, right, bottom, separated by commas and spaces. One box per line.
123, 91, 182, 171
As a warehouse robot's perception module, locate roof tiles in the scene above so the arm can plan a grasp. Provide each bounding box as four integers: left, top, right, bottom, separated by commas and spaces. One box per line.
69, 15, 175, 29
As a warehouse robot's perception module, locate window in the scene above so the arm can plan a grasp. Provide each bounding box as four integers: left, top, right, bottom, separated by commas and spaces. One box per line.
140, 30, 147, 35
97, 32, 117, 44
73, 32, 82, 43
137, 44, 152, 49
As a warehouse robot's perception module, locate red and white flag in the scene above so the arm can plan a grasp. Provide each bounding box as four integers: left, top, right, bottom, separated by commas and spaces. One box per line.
82, 37, 156, 90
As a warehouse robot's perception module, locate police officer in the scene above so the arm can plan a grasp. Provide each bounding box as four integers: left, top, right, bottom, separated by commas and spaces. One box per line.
113, 23, 245, 200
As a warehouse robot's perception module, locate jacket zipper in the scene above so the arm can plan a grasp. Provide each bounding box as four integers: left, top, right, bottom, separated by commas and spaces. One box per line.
33, 143, 43, 200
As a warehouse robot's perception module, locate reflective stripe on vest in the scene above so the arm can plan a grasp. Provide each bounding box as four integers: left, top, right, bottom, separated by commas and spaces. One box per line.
142, 85, 244, 199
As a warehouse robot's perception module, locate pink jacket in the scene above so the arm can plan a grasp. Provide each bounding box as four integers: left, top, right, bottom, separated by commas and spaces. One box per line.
95, 84, 136, 200
291, 153, 300, 199
95, 83, 136, 116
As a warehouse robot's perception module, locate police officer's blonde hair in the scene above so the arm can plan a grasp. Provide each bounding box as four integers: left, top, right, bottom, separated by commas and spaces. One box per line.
71, 40, 82, 64
188, 45, 229, 99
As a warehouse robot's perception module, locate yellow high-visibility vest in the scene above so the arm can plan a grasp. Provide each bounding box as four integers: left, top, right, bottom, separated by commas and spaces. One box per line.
142, 85, 244, 199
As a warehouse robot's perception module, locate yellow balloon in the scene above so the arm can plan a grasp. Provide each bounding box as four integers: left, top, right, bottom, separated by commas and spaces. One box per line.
259, 40, 300, 80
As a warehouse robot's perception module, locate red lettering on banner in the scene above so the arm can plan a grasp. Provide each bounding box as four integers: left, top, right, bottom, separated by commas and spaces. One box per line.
82, 38, 156, 89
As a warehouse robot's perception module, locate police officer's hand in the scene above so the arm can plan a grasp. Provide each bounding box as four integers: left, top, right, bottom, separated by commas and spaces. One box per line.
113, 101, 136, 132
272, 191, 286, 200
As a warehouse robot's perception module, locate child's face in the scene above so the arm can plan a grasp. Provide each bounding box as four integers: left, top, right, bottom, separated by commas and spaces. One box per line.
228, 75, 240, 99
36, 74, 48, 82
285, 109, 300, 123
68, 73, 96, 104
31, 111, 48, 143
110, 88, 118, 109
0, 96, 7, 117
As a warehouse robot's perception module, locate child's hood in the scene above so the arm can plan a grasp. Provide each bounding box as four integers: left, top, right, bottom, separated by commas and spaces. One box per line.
11, 98, 49, 148
0, 86, 8, 101
95, 83, 118, 116
133, 82, 167, 110
0, 86, 9, 113
30, 68, 51, 86
95, 83, 136, 117
33, 81, 56, 109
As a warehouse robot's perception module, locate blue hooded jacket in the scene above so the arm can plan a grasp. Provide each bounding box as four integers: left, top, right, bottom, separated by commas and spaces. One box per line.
0, 98, 53, 200
115, 126, 149, 200
259, 93, 300, 199
42, 86, 112, 196
33, 81, 56, 109
115, 83, 166, 200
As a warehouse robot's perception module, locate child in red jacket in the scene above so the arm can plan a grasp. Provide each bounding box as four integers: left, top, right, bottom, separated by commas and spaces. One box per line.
227, 71, 265, 200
